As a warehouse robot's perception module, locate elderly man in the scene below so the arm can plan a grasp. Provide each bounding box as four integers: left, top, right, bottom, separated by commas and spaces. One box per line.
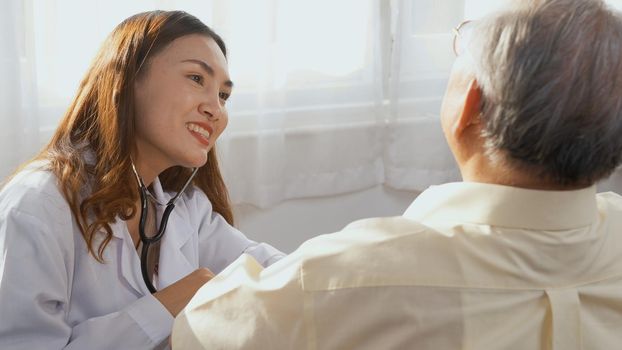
172, 0, 622, 349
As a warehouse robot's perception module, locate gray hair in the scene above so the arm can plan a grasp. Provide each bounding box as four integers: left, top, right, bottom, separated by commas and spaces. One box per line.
470, 0, 622, 186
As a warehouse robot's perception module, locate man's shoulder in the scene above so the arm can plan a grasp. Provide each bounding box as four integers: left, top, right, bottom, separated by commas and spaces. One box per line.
343, 216, 430, 233
294, 216, 456, 291
297, 216, 434, 257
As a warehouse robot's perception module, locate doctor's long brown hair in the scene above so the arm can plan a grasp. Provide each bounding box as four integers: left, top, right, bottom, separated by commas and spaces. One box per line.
36, 11, 234, 262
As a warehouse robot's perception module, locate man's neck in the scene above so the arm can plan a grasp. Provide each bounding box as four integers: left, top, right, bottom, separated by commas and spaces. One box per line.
459, 153, 589, 191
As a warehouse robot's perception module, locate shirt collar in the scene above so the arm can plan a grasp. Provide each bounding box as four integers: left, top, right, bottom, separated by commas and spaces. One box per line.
110, 176, 170, 240
403, 182, 598, 230
150, 176, 172, 204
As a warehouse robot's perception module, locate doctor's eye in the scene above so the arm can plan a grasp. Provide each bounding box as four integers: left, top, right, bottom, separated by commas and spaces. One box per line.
219, 92, 231, 103
188, 74, 204, 85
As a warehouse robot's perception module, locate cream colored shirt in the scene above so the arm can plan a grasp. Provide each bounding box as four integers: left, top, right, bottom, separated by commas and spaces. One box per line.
172, 182, 622, 350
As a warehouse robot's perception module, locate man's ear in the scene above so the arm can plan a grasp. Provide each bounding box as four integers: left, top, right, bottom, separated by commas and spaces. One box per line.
452, 79, 482, 138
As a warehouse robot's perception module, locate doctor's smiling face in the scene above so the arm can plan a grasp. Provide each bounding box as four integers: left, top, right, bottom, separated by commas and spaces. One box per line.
133, 34, 232, 181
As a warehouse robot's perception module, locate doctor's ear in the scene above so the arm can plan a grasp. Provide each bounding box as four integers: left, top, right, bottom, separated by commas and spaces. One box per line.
452, 79, 482, 138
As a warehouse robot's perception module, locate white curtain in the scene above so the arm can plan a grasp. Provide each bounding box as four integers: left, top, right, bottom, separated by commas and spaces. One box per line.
0, 0, 40, 178
3, 0, 619, 207
215, 0, 386, 207
384, 0, 463, 191
1, 0, 392, 207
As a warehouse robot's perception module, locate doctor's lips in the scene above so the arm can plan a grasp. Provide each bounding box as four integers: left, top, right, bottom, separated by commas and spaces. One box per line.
186, 122, 213, 146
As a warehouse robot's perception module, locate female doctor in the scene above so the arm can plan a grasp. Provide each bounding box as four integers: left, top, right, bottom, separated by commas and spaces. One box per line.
0, 10, 284, 349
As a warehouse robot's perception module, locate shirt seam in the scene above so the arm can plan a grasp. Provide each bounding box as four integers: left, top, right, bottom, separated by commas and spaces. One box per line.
301, 265, 317, 350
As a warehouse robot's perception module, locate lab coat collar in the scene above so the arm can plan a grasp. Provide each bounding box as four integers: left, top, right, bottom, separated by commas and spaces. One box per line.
110, 218, 152, 296
112, 176, 196, 294
151, 176, 196, 289
150, 176, 195, 249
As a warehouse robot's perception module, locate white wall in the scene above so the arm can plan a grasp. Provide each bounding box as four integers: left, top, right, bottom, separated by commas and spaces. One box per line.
234, 185, 419, 253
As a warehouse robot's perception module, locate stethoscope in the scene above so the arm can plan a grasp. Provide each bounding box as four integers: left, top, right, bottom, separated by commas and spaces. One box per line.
131, 160, 199, 293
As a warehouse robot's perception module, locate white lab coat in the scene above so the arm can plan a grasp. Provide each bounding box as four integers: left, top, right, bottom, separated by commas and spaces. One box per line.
0, 162, 285, 349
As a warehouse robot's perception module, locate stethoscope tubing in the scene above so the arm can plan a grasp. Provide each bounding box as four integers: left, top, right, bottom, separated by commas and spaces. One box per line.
131, 161, 199, 293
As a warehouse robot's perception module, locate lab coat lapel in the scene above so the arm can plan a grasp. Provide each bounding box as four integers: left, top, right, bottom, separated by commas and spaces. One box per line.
110, 219, 152, 296
151, 178, 196, 290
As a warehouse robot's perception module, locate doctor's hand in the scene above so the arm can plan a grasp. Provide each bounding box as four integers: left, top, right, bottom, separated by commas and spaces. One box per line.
153, 267, 214, 316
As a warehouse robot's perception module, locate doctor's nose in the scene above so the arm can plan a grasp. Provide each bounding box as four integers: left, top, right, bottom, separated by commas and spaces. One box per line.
199, 96, 222, 121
